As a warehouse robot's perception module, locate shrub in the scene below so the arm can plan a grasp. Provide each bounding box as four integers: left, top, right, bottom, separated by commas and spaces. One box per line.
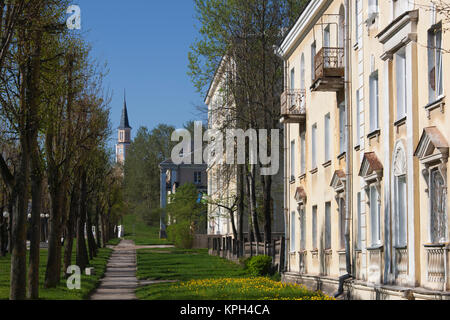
247, 255, 273, 277
167, 221, 194, 249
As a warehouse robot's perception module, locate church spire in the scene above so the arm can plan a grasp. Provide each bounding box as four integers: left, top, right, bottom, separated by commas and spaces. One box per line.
119, 89, 131, 129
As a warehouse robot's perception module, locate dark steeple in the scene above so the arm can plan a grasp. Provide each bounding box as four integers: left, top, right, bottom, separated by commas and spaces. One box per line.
119, 90, 131, 129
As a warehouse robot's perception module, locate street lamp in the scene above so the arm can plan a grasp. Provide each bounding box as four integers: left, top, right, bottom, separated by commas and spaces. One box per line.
3, 212, 9, 219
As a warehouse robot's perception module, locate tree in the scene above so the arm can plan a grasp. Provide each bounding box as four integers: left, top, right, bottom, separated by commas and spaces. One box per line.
189, 0, 308, 243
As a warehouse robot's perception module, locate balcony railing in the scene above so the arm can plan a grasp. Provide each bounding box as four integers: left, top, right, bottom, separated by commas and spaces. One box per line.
280, 89, 306, 124
312, 47, 344, 92
426, 246, 446, 284
395, 247, 408, 279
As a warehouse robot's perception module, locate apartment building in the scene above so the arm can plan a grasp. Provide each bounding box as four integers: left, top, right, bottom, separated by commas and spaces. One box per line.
279, 0, 450, 299
205, 57, 285, 239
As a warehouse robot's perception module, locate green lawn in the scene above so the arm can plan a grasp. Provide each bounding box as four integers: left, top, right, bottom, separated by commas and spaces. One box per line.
136, 248, 247, 281
135, 248, 333, 300
0, 246, 112, 300
122, 214, 172, 245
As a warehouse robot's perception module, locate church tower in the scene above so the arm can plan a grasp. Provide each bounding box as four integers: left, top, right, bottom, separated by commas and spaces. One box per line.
116, 91, 132, 164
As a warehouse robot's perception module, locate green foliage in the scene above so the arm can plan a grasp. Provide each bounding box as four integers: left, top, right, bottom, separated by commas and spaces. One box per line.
122, 214, 171, 246
167, 221, 194, 249
166, 183, 207, 249
123, 125, 175, 227
246, 255, 273, 277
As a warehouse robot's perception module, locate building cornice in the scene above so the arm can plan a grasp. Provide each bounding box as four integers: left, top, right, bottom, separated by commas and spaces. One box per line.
278, 0, 331, 59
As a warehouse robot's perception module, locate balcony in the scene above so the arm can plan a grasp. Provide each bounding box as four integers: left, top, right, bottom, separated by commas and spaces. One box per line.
425, 245, 449, 291
311, 47, 345, 92
280, 89, 306, 124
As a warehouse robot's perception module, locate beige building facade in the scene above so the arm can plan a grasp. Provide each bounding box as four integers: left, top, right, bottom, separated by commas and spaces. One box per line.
280, 0, 450, 299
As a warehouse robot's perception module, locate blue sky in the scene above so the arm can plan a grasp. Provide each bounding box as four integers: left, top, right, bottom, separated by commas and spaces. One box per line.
75, 1, 205, 144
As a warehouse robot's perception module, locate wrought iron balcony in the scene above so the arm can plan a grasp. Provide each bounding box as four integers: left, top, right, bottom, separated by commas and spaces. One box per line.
312, 47, 345, 92
280, 89, 306, 124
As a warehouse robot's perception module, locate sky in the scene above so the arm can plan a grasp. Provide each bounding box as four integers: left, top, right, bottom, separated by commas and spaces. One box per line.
76, 0, 205, 145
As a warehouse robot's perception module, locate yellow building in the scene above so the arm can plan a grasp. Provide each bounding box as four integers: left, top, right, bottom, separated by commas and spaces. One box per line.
279, 0, 450, 299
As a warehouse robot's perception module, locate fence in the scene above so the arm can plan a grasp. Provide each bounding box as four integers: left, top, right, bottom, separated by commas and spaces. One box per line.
208, 235, 285, 273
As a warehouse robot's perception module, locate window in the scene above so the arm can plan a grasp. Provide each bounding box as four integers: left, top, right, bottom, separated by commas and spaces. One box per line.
355, 89, 361, 146
311, 41, 316, 82
290, 140, 296, 181
393, 0, 408, 20
394, 175, 407, 247
356, 192, 362, 250
324, 25, 330, 48
339, 198, 346, 250
300, 131, 306, 175
290, 68, 295, 107
312, 124, 317, 169
325, 113, 331, 162
355, 0, 360, 43
312, 206, 318, 249
300, 54, 306, 91
370, 185, 381, 246
430, 168, 447, 244
194, 172, 202, 185
369, 71, 379, 132
300, 208, 306, 250
368, 0, 378, 17
291, 211, 296, 252
396, 49, 407, 120
428, 23, 443, 103
339, 103, 346, 154
325, 202, 331, 250
119, 131, 124, 141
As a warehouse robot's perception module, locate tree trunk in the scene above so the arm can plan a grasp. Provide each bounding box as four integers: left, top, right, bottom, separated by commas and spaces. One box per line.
86, 206, 97, 259
261, 175, 272, 243
10, 151, 29, 300
247, 164, 261, 242
237, 164, 245, 242
64, 184, 78, 276
76, 171, 89, 271
27, 167, 42, 299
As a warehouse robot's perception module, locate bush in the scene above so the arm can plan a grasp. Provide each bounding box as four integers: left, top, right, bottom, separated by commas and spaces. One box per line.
167, 221, 194, 249
247, 255, 273, 277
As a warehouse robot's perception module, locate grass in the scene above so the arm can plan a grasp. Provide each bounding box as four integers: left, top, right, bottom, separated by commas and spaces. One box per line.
135, 248, 333, 300
137, 277, 334, 300
136, 248, 247, 281
122, 214, 172, 245
0, 245, 112, 300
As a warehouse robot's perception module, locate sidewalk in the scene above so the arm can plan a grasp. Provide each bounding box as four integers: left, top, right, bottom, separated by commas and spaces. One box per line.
90, 239, 138, 300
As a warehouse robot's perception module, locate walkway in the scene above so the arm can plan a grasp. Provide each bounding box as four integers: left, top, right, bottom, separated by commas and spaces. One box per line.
90, 239, 138, 300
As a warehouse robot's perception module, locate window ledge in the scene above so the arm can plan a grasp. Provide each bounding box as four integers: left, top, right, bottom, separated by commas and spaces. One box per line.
425, 96, 445, 119
324, 249, 332, 254
310, 168, 318, 175
289, 177, 296, 184
367, 129, 381, 140
394, 116, 407, 127
337, 249, 346, 254
367, 244, 384, 251
299, 173, 306, 181
354, 145, 361, 152
337, 152, 346, 161
424, 243, 447, 248
322, 160, 332, 168
353, 42, 359, 51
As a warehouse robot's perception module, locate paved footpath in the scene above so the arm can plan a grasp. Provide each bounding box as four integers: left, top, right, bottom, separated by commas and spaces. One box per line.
90, 239, 138, 300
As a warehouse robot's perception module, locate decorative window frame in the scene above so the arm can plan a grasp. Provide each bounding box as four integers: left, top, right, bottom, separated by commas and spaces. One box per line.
391, 140, 408, 249
414, 127, 449, 245
359, 152, 384, 248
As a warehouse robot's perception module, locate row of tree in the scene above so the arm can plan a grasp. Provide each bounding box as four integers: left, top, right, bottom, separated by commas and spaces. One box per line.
188, 0, 309, 243
0, 0, 124, 300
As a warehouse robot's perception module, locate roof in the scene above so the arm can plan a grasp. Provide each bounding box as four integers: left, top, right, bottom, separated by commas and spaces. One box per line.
359, 152, 383, 178
119, 91, 131, 129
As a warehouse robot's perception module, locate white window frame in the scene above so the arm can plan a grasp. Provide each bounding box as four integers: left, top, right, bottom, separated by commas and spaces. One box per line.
395, 48, 407, 120
324, 113, 331, 162
394, 174, 407, 247
300, 131, 306, 175
369, 184, 381, 246
312, 206, 318, 250
428, 23, 444, 103
300, 207, 306, 251
291, 211, 296, 252
369, 71, 379, 133
311, 41, 316, 82
355, 89, 361, 146
290, 140, 296, 181
356, 192, 362, 250
339, 103, 346, 154
312, 124, 317, 169
325, 202, 332, 250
